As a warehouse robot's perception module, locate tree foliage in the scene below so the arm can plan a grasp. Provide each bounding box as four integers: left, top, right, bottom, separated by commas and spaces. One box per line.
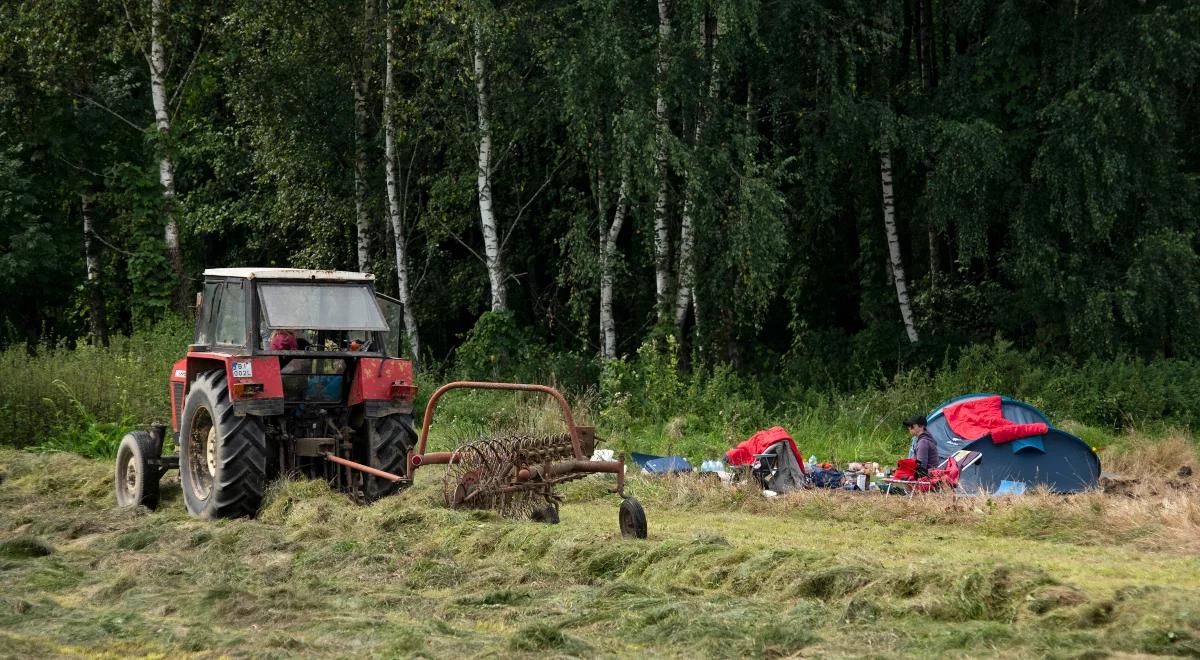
2, 0, 1199, 384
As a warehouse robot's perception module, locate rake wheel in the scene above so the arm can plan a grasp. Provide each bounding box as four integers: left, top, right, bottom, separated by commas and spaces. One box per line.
442, 435, 535, 518
442, 433, 577, 519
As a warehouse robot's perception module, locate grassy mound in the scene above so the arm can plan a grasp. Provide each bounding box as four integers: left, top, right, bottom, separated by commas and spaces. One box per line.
1, 447, 1199, 657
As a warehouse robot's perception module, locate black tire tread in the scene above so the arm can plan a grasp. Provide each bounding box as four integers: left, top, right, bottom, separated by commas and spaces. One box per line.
619, 497, 648, 539
362, 414, 414, 501
183, 370, 267, 519
115, 431, 161, 510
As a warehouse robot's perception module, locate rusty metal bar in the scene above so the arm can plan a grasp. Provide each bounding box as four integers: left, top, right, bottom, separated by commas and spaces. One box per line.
410, 451, 462, 466
544, 459, 623, 478
324, 453, 406, 483
410, 381, 582, 478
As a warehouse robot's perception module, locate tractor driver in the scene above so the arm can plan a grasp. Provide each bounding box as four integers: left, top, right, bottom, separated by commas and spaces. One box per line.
268, 328, 298, 351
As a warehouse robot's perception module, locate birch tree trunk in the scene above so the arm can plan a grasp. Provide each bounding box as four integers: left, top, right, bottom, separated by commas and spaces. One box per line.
384, 0, 420, 360
673, 15, 720, 334
599, 172, 629, 360
651, 0, 672, 317
880, 151, 919, 343
474, 19, 506, 311
147, 0, 185, 311
352, 0, 376, 273
82, 193, 108, 347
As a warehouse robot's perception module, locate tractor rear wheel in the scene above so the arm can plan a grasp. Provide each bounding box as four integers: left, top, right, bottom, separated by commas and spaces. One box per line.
359, 414, 415, 502
115, 431, 160, 510
179, 370, 267, 519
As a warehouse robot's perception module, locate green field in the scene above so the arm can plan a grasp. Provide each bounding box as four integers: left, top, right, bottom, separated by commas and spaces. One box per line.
2, 440, 1198, 658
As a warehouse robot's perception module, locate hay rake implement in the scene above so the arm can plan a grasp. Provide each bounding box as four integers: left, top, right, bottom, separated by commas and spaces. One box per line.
327, 381, 647, 538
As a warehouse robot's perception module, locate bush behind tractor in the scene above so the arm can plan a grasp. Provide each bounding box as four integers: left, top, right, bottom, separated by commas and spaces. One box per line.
114, 268, 645, 538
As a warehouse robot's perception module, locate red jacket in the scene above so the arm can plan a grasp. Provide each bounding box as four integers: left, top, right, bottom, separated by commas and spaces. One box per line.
725, 426, 806, 473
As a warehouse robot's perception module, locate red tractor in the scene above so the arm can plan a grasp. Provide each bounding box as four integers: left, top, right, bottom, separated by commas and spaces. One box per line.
115, 268, 417, 518
114, 267, 648, 538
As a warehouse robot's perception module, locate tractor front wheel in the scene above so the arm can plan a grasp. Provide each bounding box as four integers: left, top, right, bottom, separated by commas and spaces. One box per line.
179, 370, 267, 519
115, 431, 161, 510
359, 414, 416, 502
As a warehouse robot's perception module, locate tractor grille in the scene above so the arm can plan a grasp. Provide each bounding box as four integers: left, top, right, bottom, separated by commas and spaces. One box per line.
172, 382, 184, 428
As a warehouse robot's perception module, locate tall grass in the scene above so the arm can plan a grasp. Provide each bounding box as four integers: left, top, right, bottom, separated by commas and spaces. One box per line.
3, 322, 1200, 466
0, 319, 189, 453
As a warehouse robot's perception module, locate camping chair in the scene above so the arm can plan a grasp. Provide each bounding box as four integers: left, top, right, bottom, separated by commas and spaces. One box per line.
882, 451, 980, 497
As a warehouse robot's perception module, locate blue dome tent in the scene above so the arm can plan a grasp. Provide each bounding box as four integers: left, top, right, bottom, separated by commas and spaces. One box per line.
918, 393, 1101, 494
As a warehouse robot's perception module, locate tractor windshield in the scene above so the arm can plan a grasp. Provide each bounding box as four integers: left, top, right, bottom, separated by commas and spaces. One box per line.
258, 283, 388, 331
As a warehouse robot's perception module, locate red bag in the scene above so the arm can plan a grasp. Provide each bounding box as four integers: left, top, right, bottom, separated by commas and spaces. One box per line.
893, 457, 918, 481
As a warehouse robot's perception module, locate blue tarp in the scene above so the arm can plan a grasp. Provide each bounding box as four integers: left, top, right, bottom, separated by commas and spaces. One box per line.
631, 452, 693, 474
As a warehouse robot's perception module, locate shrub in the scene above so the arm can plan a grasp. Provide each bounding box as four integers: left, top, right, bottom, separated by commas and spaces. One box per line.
454, 311, 543, 382
0, 317, 188, 449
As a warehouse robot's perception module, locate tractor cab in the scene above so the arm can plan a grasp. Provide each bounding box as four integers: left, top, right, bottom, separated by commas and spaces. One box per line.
189, 269, 405, 410
192, 268, 402, 359
169, 268, 416, 423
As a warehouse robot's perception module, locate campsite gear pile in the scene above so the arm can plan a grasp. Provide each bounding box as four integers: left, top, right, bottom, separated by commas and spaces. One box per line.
603, 391, 1102, 500
725, 427, 807, 494
712, 393, 1102, 498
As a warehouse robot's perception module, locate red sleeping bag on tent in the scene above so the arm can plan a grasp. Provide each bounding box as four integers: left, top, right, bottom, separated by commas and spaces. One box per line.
725, 426, 806, 473
943, 396, 1048, 444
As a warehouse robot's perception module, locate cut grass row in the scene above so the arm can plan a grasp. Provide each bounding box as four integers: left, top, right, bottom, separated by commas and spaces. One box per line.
1, 445, 1199, 658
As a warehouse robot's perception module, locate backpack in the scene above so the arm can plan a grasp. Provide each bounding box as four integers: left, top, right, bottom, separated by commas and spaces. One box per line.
809, 466, 843, 489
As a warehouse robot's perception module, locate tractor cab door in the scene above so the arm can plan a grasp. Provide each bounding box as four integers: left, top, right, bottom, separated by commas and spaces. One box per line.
375, 292, 405, 358
195, 280, 248, 351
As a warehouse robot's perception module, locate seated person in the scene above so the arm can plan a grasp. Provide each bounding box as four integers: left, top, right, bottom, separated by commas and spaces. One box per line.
267, 328, 313, 352
269, 328, 298, 351
905, 414, 940, 477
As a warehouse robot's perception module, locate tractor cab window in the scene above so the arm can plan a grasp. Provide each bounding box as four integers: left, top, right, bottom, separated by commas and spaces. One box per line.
195, 281, 246, 348
257, 283, 389, 354
213, 281, 247, 347
195, 282, 220, 345
375, 293, 404, 357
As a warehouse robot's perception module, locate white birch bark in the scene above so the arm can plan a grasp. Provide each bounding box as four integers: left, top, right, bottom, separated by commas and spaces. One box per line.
474, 19, 506, 311
600, 173, 629, 360
652, 0, 672, 316
148, 0, 184, 309
352, 0, 376, 273
674, 16, 720, 333
880, 151, 919, 343
82, 193, 108, 346
384, 0, 420, 361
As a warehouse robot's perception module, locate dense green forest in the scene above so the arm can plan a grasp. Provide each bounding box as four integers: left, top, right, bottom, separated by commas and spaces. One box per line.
3, 0, 1200, 391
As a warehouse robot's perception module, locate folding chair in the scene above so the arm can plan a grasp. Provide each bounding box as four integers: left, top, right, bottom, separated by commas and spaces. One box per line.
881, 450, 981, 497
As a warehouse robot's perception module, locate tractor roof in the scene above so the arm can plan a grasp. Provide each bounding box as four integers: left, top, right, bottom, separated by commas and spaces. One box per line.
203, 268, 374, 282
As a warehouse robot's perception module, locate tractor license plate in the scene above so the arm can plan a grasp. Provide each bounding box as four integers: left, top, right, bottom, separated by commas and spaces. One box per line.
232, 361, 253, 378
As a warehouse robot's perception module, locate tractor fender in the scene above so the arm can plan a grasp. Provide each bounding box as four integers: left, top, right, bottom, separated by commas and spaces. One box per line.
182, 353, 284, 417
348, 358, 416, 417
